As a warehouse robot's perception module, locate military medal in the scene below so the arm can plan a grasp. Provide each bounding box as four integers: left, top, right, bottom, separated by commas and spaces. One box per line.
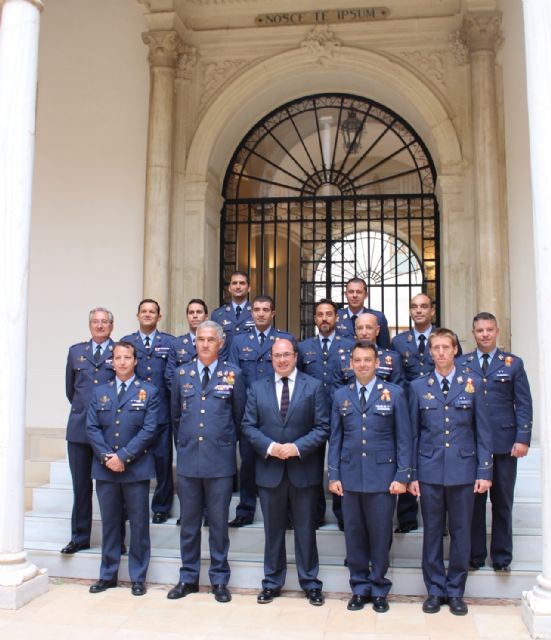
138, 389, 147, 401
465, 378, 475, 393
385, 355, 392, 366
381, 388, 391, 401
505, 356, 513, 367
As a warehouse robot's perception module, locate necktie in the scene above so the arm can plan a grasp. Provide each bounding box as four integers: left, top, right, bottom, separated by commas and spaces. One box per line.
144, 335, 150, 349
418, 334, 426, 356
360, 386, 367, 411
280, 377, 290, 419
259, 332, 265, 345
202, 367, 210, 391
441, 377, 450, 395
94, 345, 101, 363
235, 305, 241, 319
482, 353, 489, 375
321, 338, 329, 356
118, 381, 126, 403
351, 314, 358, 330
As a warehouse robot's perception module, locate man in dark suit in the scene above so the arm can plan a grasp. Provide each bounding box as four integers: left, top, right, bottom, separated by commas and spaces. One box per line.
328, 341, 412, 613
336, 277, 390, 348
86, 341, 160, 595
228, 295, 293, 527
121, 299, 174, 524
61, 307, 116, 554
408, 328, 493, 616
168, 320, 246, 603
242, 338, 330, 606
460, 312, 533, 572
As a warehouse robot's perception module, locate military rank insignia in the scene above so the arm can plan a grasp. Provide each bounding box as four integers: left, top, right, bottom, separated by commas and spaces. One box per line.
407, 334, 413, 342
385, 355, 393, 366
78, 355, 86, 362
465, 378, 475, 394
138, 389, 147, 401
100, 395, 110, 405
381, 388, 391, 401
423, 392, 435, 400
457, 376, 464, 384
505, 356, 513, 367
189, 369, 196, 377
428, 378, 435, 386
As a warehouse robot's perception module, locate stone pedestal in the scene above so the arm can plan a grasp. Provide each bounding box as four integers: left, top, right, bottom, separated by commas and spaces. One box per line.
0, 0, 48, 609
520, 0, 551, 635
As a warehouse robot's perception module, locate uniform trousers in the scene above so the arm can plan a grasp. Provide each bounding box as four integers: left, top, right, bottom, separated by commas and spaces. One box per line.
235, 437, 257, 518
150, 424, 174, 515
67, 441, 93, 545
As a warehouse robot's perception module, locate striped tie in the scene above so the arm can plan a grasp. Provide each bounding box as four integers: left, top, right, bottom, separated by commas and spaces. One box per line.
280, 377, 290, 419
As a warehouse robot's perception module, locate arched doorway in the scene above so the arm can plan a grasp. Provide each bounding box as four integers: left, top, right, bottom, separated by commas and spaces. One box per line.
220, 93, 439, 339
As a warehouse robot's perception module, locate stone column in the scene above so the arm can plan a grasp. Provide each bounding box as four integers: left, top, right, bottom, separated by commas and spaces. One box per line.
141, 30, 182, 318
461, 12, 510, 345
0, 0, 48, 609
520, 0, 551, 634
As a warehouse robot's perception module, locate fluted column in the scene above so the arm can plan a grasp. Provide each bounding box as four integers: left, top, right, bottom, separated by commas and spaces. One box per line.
141, 30, 182, 316
461, 12, 509, 345
520, 0, 551, 635
0, 0, 48, 609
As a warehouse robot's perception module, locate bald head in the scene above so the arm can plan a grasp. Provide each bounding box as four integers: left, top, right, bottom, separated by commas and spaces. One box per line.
355, 313, 380, 342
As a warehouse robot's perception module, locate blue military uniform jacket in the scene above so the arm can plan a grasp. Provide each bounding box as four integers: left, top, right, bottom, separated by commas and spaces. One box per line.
229, 328, 294, 387
211, 302, 255, 351
328, 379, 412, 492
457, 350, 533, 454
297, 335, 355, 400
336, 307, 391, 348
171, 361, 247, 478
164, 333, 197, 387
86, 378, 160, 482
374, 348, 404, 386
66, 339, 116, 444
409, 373, 493, 486
241, 371, 330, 489
120, 331, 173, 426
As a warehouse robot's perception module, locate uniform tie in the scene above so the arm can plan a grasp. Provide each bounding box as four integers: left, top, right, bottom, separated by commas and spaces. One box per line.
94, 345, 101, 363
280, 377, 290, 419
482, 353, 489, 375
418, 334, 426, 356
441, 377, 450, 395
144, 335, 150, 350
202, 367, 210, 391
118, 381, 127, 403
321, 338, 329, 356
235, 305, 241, 319
259, 332, 265, 345
351, 314, 358, 330
360, 386, 367, 411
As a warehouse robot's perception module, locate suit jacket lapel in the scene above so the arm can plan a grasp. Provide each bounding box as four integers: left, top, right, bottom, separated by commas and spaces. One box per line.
284, 372, 304, 423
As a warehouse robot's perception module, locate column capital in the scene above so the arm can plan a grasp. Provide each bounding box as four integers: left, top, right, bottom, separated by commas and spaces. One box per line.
461, 11, 503, 54
142, 30, 182, 68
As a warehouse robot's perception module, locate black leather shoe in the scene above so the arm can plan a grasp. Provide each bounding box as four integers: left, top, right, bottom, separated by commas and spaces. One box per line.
131, 582, 146, 596
167, 582, 199, 600
492, 563, 511, 573
448, 597, 468, 616
337, 519, 345, 532
307, 588, 325, 606
228, 515, 253, 527
422, 595, 444, 613
152, 512, 168, 524
176, 517, 181, 526
257, 587, 281, 604
89, 579, 117, 593
347, 594, 369, 611
372, 596, 389, 613
394, 521, 418, 533
212, 584, 232, 603
60, 541, 90, 555
469, 560, 484, 570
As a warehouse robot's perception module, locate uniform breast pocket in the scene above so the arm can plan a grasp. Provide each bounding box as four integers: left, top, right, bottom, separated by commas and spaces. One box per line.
97, 406, 113, 426
454, 398, 473, 410
128, 406, 145, 425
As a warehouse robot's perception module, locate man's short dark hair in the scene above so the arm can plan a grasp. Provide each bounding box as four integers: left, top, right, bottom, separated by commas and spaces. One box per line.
472, 312, 498, 327
186, 298, 208, 314
314, 299, 338, 314
351, 340, 378, 358
252, 294, 275, 310
113, 340, 137, 358
345, 277, 368, 292
230, 271, 249, 285
137, 298, 161, 314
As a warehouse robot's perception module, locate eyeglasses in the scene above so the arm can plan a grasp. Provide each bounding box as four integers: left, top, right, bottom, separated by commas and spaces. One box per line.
272, 352, 295, 359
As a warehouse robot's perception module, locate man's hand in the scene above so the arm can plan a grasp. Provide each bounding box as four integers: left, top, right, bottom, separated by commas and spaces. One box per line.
279, 443, 299, 459
105, 453, 125, 473
511, 443, 529, 458
329, 480, 344, 497
389, 481, 407, 495
474, 479, 492, 493
407, 480, 420, 496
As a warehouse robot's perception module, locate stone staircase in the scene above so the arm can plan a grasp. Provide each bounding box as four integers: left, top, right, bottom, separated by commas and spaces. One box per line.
24, 448, 542, 598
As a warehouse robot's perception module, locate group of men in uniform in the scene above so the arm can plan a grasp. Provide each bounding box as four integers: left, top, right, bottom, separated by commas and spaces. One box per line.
62, 272, 533, 616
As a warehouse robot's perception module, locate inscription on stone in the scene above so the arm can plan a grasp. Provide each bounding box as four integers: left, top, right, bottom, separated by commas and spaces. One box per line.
255, 7, 390, 27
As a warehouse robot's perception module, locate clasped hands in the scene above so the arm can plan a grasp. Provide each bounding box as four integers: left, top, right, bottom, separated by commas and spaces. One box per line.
270, 442, 299, 460
105, 453, 125, 472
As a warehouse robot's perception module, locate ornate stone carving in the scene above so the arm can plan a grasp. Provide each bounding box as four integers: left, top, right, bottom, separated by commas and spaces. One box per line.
142, 30, 182, 68
176, 43, 198, 80
300, 25, 342, 66
460, 11, 503, 55
199, 59, 250, 108
396, 49, 446, 87
449, 29, 469, 65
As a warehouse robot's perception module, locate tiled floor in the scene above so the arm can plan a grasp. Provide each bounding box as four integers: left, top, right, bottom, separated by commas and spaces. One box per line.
0, 579, 532, 640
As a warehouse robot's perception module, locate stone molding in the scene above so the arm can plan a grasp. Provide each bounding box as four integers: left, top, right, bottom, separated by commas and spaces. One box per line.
394, 49, 447, 89
142, 30, 182, 68
176, 43, 199, 79
200, 59, 250, 108
460, 11, 503, 55
449, 29, 469, 65
300, 25, 342, 66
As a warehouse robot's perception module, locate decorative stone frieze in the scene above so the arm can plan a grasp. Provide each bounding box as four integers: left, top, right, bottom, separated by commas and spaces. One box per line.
200, 59, 250, 108
176, 43, 198, 80
142, 29, 182, 68
449, 29, 469, 65
395, 49, 447, 88
300, 25, 342, 66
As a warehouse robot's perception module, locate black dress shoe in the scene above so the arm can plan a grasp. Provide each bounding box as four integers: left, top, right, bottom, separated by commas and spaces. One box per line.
212, 584, 232, 603
60, 541, 90, 555
89, 579, 117, 593
176, 517, 181, 526
228, 515, 253, 527
257, 587, 281, 604
307, 588, 325, 606
347, 594, 369, 611
469, 560, 484, 570
337, 519, 345, 532
422, 595, 444, 613
131, 582, 146, 596
167, 582, 199, 600
394, 521, 418, 533
152, 512, 168, 524
492, 563, 511, 573
372, 596, 389, 613
448, 596, 468, 616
